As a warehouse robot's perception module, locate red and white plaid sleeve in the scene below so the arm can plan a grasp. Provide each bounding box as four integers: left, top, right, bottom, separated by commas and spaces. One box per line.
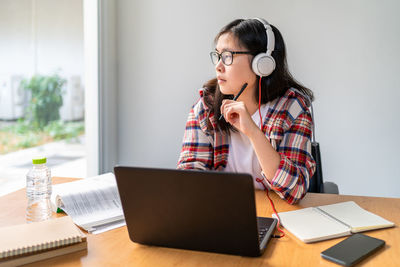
262, 95, 316, 204
177, 100, 214, 170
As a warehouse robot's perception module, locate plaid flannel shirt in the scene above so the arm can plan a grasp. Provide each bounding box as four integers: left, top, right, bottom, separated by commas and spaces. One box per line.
177, 88, 316, 204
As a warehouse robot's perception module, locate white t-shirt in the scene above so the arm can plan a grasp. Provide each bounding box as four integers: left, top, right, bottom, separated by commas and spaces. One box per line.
224, 103, 270, 190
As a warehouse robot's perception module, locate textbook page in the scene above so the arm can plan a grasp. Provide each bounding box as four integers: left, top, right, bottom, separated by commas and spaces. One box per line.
273, 207, 351, 243
317, 201, 395, 232
51, 173, 125, 234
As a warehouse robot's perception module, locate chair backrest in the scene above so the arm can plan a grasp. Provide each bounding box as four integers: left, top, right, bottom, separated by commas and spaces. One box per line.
290, 88, 324, 193
292, 88, 324, 193
309, 142, 324, 193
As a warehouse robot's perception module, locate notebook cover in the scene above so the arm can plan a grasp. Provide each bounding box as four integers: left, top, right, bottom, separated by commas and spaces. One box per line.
0, 216, 85, 259
0, 239, 87, 267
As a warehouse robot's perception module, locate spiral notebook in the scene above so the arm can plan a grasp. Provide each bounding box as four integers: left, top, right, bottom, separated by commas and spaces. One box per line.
0, 216, 87, 266
273, 201, 394, 243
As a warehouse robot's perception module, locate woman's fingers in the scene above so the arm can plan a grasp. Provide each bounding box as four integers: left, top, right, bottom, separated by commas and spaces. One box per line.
221, 100, 245, 123
226, 106, 239, 121
220, 99, 234, 119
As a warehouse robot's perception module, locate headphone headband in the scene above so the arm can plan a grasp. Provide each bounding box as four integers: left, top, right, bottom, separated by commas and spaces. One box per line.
253, 18, 275, 55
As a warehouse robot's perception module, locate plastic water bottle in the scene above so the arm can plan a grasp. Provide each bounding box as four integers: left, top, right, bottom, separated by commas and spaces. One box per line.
26, 157, 52, 223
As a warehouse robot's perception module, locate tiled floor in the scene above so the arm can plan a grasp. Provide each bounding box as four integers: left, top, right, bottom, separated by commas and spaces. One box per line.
0, 136, 86, 197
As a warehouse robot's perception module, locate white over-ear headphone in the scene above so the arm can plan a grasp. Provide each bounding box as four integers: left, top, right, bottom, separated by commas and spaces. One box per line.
251, 18, 276, 77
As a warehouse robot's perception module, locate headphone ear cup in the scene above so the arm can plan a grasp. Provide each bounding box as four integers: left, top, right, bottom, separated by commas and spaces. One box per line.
252, 53, 276, 77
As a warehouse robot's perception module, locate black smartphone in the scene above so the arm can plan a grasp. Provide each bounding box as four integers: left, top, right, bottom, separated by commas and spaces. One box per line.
321, 234, 385, 266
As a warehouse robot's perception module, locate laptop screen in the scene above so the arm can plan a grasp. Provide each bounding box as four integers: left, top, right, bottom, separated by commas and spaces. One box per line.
114, 166, 277, 257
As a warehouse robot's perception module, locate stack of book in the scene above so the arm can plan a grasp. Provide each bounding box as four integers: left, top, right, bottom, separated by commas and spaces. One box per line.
0, 216, 87, 266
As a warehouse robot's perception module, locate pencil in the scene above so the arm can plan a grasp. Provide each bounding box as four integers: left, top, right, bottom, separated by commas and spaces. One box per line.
219, 83, 248, 121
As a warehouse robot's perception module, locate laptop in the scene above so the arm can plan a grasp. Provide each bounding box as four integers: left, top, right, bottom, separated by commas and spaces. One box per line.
114, 166, 277, 257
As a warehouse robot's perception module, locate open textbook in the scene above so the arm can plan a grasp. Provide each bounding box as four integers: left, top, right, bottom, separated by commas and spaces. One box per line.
273, 201, 394, 243
51, 173, 125, 234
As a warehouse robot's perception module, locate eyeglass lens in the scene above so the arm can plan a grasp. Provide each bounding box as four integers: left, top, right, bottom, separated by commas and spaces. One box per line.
210, 51, 233, 66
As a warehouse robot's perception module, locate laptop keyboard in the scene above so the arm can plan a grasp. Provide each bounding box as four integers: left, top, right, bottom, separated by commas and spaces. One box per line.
258, 225, 270, 241
257, 217, 277, 244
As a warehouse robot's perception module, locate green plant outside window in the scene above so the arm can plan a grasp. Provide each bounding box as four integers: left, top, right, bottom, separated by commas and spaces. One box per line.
21, 74, 66, 129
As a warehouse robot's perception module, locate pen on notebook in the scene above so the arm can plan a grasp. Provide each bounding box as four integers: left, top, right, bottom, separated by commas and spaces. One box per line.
219, 83, 248, 121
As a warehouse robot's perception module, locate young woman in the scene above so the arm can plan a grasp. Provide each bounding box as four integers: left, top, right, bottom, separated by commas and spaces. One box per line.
177, 18, 316, 204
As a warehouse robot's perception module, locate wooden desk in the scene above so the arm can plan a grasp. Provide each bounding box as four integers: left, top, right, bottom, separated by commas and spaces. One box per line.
0, 177, 399, 267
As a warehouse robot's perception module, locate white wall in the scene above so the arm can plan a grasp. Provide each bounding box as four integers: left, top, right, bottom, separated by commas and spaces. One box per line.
114, 0, 400, 198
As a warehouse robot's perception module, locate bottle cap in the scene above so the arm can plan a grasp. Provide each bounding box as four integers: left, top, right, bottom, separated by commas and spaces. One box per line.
32, 157, 47, 164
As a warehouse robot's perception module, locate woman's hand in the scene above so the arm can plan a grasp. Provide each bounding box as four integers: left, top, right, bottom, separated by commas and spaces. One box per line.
220, 99, 259, 137
221, 99, 281, 184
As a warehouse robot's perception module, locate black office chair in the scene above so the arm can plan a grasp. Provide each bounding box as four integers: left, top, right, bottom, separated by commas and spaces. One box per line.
307, 99, 339, 194
308, 142, 339, 193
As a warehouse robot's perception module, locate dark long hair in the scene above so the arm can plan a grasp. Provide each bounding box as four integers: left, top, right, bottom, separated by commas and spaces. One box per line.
203, 19, 313, 133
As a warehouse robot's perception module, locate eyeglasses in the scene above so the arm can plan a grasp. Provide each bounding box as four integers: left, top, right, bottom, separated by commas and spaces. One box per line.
209, 51, 253, 66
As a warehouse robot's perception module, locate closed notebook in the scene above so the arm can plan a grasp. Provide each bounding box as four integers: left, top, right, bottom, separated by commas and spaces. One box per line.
0, 216, 87, 266
273, 201, 394, 243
